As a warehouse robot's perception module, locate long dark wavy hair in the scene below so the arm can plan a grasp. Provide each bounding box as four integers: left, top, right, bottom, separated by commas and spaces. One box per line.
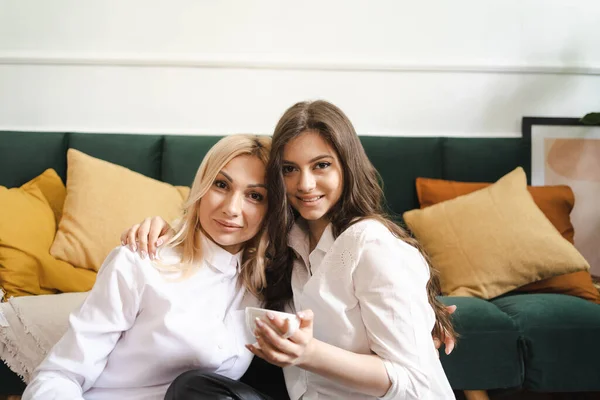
264, 100, 455, 341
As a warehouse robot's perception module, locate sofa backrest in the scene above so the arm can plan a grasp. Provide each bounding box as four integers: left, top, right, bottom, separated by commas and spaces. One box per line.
0, 131, 530, 216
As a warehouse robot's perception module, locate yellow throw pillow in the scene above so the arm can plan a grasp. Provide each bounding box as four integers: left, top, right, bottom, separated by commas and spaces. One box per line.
403, 167, 590, 299
51, 149, 188, 271
0, 170, 96, 298
23, 169, 67, 224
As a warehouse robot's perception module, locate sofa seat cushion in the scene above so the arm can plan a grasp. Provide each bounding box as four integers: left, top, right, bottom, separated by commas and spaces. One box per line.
491, 294, 600, 391
439, 296, 523, 390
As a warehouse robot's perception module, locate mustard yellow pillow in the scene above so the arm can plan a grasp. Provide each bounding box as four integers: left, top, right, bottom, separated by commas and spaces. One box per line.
23, 168, 67, 224
50, 149, 189, 271
0, 169, 96, 298
403, 167, 590, 299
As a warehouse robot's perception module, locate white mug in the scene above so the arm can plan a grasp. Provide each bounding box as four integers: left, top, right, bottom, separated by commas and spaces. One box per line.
245, 307, 300, 339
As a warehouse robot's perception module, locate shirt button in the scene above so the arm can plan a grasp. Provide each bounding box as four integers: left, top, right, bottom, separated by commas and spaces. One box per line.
218, 344, 223, 350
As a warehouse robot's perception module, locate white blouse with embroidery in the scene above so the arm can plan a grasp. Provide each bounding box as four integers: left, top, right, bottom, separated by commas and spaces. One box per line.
283, 219, 455, 400
23, 237, 258, 400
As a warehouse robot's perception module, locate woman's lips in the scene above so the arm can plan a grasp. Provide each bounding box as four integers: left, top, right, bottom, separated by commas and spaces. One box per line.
214, 219, 243, 230
296, 195, 325, 206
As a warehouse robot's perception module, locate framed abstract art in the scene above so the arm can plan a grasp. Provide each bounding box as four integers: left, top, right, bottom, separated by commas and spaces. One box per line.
523, 117, 600, 278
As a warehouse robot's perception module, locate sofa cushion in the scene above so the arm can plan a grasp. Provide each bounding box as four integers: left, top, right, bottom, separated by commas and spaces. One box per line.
403, 167, 590, 299
443, 138, 529, 183
162, 135, 222, 186
68, 132, 163, 180
0, 131, 67, 187
438, 296, 523, 390
491, 294, 600, 391
360, 137, 443, 216
50, 149, 189, 271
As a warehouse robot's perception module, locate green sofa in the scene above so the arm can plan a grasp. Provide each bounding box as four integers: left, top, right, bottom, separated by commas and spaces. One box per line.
1, 131, 600, 398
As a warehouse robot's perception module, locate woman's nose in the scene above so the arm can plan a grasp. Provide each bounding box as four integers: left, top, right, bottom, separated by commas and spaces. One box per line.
297, 170, 316, 193
223, 192, 242, 216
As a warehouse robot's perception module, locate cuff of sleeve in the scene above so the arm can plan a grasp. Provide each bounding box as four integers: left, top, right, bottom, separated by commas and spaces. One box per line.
379, 359, 407, 400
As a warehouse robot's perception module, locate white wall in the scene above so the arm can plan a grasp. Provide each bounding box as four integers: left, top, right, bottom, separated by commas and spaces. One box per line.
1, 0, 599, 136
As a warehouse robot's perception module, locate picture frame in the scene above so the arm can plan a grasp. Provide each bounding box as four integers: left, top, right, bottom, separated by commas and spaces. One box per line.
522, 117, 600, 278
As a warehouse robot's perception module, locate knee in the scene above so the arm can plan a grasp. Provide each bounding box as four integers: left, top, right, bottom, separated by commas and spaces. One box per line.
165, 371, 231, 400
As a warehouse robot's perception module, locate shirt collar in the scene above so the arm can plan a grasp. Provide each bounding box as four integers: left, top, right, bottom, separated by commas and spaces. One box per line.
288, 219, 335, 258
201, 234, 242, 275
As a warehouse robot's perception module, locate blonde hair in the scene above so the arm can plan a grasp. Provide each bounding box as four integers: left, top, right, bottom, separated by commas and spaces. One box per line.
161, 134, 271, 299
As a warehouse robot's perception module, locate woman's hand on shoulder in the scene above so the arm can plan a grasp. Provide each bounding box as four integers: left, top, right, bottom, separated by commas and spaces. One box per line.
433, 304, 457, 356
246, 310, 316, 368
120, 216, 173, 260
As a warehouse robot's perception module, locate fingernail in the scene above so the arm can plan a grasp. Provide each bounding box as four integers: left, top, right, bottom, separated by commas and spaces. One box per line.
266, 312, 274, 320
132, 244, 137, 252
121, 240, 125, 246
255, 317, 264, 328
156, 239, 163, 246
297, 312, 305, 319
141, 251, 147, 259
149, 253, 155, 260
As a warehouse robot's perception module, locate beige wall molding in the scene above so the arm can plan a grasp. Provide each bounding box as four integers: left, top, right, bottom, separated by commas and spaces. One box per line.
1, 52, 599, 76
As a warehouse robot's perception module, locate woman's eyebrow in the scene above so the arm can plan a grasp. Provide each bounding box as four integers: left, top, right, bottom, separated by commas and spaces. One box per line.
219, 171, 266, 189
282, 154, 333, 165
218, 171, 233, 183
309, 154, 333, 163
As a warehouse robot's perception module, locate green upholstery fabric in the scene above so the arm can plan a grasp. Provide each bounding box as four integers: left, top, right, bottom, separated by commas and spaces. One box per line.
161, 135, 222, 186
442, 138, 530, 183
68, 133, 163, 180
492, 294, 600, 391
439, 296, 523, 390
0, 131, 67, 186
361, 137, 443, 216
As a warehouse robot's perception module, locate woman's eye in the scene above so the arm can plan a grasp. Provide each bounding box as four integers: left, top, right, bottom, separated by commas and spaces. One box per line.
315, 162, 331, 169
282, 165, 296, 174
249, 192, 265, 202
214, 180, 228, 189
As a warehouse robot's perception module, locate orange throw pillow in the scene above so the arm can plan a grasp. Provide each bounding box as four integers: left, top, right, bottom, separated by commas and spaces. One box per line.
415, 177, 600, 304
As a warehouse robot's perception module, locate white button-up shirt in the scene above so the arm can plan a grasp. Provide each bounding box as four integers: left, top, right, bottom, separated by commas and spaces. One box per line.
23, 237, 258, 400
283, 219, 454, 400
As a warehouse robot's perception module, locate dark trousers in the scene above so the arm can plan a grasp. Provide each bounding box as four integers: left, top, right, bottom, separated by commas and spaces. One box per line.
164, 371, 275, 400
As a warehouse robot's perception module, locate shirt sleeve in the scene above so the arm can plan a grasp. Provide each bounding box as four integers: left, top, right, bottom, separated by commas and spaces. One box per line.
22, 247, 142, 400
352, 235, 438, 400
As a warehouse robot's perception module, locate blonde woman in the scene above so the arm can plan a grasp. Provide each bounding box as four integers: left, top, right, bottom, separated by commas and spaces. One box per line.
22, 135, 271, 400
